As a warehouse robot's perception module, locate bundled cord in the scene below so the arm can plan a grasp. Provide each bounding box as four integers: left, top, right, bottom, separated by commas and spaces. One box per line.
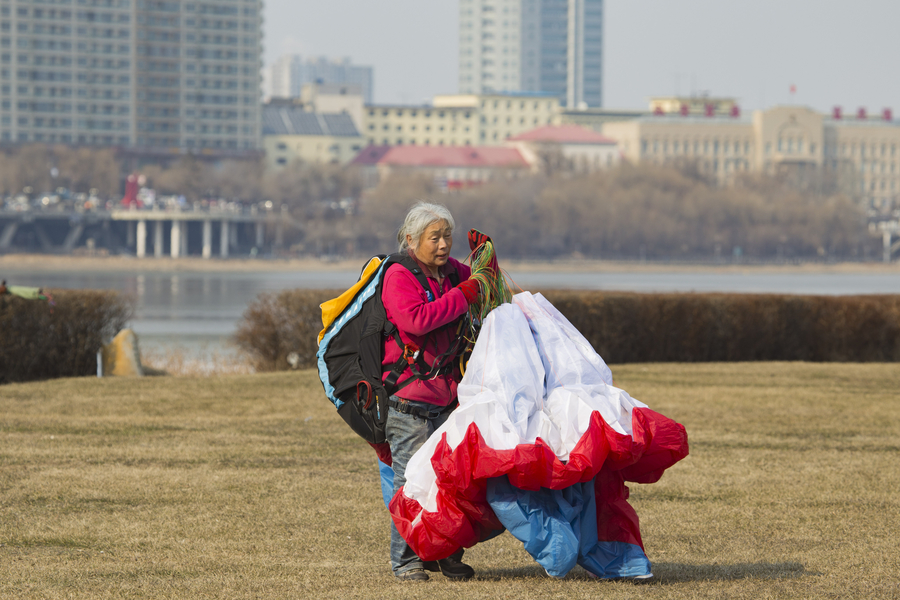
467, 239, 512, 322
458, 238, 513, 378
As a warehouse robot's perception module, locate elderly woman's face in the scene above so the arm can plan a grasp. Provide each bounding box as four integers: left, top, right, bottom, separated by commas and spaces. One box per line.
409, 220, 452, 271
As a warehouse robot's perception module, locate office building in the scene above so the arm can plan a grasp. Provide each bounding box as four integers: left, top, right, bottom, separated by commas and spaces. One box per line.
265, 55, 373, 104
0, 0, 262, 155
602, 99, 900, 209
362, 91, 560, 147
262, 99, 365, 169
458, 0, 603, 108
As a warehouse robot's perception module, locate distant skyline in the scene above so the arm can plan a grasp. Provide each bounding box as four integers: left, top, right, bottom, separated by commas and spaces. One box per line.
264, 0, 900, 113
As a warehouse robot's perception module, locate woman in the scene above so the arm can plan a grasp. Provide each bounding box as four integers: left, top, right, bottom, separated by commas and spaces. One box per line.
381, 202, 481, 582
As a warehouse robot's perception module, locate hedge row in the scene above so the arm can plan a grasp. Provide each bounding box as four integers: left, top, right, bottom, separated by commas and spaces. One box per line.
233, 290, 900, 371
0, 290, 133, 384
541, 291, 900, 363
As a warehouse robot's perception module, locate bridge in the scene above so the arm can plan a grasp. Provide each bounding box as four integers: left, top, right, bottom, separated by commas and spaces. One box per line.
0, 203, 295, 258
873, 220, 900, 263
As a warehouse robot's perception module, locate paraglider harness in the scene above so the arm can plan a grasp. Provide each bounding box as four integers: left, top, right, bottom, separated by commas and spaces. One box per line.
316, 252, 471, 447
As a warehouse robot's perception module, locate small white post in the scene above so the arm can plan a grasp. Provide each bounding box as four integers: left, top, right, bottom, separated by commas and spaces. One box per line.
171, 220, 181, 258
154, 220, 163, 258
202, 219, 212, 259
136, 219, 147, 258
220, 219, 229, 258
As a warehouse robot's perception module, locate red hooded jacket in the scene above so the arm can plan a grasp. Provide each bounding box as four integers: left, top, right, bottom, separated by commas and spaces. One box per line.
381, 253, 471, 406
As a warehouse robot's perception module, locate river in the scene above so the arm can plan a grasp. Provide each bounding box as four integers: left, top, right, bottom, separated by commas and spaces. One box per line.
4, 265, 899, 357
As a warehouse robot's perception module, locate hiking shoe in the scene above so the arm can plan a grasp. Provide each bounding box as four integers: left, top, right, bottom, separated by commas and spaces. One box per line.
423, 561, 440, 572
394, 568, 429, 582
435, 556, 475, 580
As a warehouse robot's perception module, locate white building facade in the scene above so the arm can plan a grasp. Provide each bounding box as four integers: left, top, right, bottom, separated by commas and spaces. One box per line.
264, 55, 373, 104
458, 0, 603, 108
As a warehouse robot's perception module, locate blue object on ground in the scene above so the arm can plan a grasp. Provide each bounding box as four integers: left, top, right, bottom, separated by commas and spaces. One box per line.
486, 475, 652, 579
378, 458, 394, 509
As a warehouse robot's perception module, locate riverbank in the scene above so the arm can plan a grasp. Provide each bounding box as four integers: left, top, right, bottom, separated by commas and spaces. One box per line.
3, 252, 899, 275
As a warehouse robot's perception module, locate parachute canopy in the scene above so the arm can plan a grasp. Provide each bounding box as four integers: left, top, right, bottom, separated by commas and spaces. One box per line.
389, 291, 689, 579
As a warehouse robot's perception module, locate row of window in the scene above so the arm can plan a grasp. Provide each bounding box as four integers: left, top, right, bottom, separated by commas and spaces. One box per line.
2, 97, 128, 110
369, 108, 471, 119
838, 142, 899, 157
0, 131, 130, 145
2, 85, 133, 98
182, 93, 255, 105
184, 109, 240, 119
367, 137, 473, 147
370, 123, 473, 134
860, 179, 899, 194
79, 0, 130, 8
858, 162, 898, 175
3, 39, 73, 50
7, 115, 125, 129
642, 138, 753, 157
3, 55, 76, 66
645, 156, 751, 175
772, 138, 817, 155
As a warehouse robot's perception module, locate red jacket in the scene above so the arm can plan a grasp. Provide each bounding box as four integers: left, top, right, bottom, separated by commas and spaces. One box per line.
381, 254, 471, 406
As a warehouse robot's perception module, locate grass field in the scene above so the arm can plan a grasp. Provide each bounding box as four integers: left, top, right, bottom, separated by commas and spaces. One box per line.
1, 363, 898, 599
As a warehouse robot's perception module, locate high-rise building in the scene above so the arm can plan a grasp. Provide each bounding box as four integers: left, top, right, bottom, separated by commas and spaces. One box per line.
0, 0, 263, 154
264, 55, 373, 104
458, 0, 603, 108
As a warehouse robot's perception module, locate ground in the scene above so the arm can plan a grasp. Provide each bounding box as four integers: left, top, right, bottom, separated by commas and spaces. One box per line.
1, 363, 898, 599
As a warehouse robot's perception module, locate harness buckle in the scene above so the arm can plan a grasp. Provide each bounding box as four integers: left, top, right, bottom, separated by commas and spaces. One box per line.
402, 343, 420, 365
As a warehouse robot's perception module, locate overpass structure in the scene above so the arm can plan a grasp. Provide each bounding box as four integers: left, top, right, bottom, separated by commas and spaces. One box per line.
873, 220, 900, 263
0, 204, 295, 258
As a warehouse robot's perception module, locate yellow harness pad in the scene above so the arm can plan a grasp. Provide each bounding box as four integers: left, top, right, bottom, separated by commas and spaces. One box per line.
317, 256, 384, 345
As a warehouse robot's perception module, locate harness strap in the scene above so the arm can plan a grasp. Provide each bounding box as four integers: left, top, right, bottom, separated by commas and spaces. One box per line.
387, 398, 459, 420
380, 255, 466, 395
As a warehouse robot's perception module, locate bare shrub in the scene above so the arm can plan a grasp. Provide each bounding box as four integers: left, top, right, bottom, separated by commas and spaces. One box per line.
232, 289, 337, 372
0, 290, 133, 383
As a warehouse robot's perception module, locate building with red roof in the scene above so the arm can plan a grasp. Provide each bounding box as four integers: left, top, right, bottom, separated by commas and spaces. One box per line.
352, 144, 530, 191
507, 124, 621, 173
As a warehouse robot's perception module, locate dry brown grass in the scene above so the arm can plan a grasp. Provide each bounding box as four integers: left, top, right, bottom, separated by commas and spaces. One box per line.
140, 345, 255, 377
1, 363, 898, 599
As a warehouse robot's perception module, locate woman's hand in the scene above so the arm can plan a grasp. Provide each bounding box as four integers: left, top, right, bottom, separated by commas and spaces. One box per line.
456, 279, 480, 304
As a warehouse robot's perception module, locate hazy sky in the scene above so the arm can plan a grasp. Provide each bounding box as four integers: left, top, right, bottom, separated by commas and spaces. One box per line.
264, 0, 900, 113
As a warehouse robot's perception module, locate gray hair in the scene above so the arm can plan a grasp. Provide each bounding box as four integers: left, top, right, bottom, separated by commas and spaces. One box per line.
397, 202, 456, 252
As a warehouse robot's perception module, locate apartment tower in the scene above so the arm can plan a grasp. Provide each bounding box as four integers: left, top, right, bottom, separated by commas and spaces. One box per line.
458, 0, 603, 108
0, 0, 262, 154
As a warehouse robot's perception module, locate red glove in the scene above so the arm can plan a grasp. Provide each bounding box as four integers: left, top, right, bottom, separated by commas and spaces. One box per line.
468, 229, 492, 252
456, 279, 480, 304
468, 229, 499, 276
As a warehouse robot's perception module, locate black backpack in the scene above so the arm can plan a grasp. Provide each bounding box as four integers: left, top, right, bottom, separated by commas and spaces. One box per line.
316, 253, 463, 445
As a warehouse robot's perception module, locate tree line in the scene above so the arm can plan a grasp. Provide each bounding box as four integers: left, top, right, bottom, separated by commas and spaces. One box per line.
0, 144, 875, 260
353, 165, 871, 261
